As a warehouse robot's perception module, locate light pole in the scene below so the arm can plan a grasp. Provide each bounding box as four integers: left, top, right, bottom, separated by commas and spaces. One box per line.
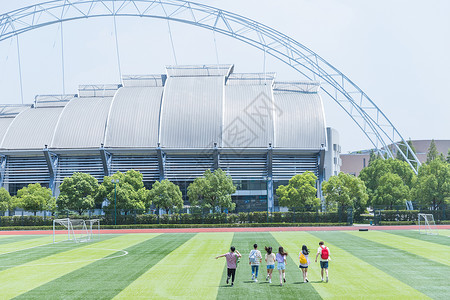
111, 179, 119, 225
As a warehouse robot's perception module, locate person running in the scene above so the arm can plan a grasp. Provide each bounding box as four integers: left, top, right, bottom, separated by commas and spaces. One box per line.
264, 246, 276, 283
216, 246, 241, 286
299, 245, 310, 283
315, 241, 331, 282
276, 246, 288, 286
249, 243, 262, 282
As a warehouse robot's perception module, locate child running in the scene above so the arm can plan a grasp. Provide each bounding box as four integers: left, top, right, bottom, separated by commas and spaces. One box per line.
216, 246, 242, 286
299, 245, 310, 283
276, 246, 288, 286
249, 243, 262, 282
264, 246, 276, 283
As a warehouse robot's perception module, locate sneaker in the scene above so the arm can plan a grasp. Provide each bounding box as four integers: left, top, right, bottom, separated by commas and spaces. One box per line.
254, 279, 258, 283
283, 278, 286, 283
326, 276, 328, 283
231, 283, 234, 287
226, 277, 230, 284
305, 278, 309, 283
280, 283, 283, 287
303, 280, 306, 283
269, 279, 272, 283
321, 278, 324, 282
252, 274, 255, 281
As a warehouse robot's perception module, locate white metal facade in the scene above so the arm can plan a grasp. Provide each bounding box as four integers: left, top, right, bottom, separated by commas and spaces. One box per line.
0, 65, 335, 212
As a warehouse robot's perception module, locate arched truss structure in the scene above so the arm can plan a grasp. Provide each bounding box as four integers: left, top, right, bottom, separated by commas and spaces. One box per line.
0, 0, 420, 173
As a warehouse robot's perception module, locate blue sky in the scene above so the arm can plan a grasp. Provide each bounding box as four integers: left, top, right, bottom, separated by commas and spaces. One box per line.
0, 0, 448, 152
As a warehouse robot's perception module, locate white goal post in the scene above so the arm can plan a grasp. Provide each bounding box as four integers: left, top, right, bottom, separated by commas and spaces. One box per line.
418, 213, 439, 235
53, 218, 100, 243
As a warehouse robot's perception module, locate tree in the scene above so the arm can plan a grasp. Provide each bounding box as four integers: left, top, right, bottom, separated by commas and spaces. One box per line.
276, 171, 320, 210
359, 158, 415, 206
426, 139, 439, 163
373, 173, 410, 209
0, 188, 12, 214
368, 150, 379, 165
322, 173, 368, 213
57, 172, 100, 215
0, 188, 10, 214
149, 180, 183, 214
14, 183, 55, 215
447, 149, 450, 164
97, 170, 151, 213
396, 139, 417, 168
411, 158, 450, 209
187, 169, 236, 212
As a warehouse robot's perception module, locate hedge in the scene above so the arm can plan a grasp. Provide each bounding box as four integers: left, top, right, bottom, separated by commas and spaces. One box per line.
0, 222, 347, 231
377, 210, 450, 222
0, 211, 346, 227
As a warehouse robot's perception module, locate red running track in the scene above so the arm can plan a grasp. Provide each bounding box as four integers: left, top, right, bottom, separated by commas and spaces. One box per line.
1, 225, 449, 235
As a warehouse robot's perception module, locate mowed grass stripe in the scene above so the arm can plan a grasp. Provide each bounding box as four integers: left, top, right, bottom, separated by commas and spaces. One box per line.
346, 230, 450, 266
311, 231, 449, 300
115, 232, 234, 299
0, 234, 118, 272
216, 232, 321, 300
0, 235, 55, 255
386, 230, 450, 246
0, 234, 157, 299
0, 234, 47, 245
17, 233, 194, 300
272, 232, 430, 300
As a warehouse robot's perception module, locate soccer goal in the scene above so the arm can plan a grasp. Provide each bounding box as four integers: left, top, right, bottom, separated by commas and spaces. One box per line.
418, 213, 439, 235
53, 218, 100, 243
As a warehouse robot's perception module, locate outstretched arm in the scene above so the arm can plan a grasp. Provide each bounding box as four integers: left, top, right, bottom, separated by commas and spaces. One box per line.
236, 250, 242, 258
215, 253, 226, 259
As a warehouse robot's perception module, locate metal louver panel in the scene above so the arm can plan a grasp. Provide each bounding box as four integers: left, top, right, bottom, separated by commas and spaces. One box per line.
165, 155, 214, 181
219, 154, 267, 180
56, 156, 104, 183
272, 155, 318, 180
4, 156, 49, 184
111, 155, 159, 182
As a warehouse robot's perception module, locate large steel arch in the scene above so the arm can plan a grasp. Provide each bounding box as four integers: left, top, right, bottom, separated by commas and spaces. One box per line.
0, 0, 420, 173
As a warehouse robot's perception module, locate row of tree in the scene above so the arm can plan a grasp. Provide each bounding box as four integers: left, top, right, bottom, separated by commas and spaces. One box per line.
0, 169, 237, 215
277, 141, 450, 212
1, 141, 449, 215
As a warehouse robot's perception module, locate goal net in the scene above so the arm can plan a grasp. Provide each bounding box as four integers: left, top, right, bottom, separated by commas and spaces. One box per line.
418, 213, 438, 235
53, 218, 100, 243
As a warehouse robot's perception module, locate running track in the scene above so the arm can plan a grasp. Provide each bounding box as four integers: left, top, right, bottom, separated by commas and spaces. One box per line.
1, 225, 449, 235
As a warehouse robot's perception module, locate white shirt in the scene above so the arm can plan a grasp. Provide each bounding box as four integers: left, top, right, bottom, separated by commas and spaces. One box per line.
317, 246, 330, 262
249, 249, 262, 265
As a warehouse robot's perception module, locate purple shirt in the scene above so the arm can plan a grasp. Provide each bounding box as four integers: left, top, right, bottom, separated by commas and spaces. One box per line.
276, 253, 286, 263
225, 252, 238, 269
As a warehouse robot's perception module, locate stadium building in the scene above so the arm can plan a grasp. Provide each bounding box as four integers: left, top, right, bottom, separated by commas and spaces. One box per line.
0, 65, 340, 212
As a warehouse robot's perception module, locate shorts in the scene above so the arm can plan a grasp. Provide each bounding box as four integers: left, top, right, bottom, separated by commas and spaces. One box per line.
320, 261, 329, 269
267, 264, 275, 269
299, 265, 308, 269
277, 262, 285, 270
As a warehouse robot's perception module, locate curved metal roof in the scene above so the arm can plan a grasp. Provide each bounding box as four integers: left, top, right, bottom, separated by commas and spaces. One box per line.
104, 87, 163, 148
159, 76, 224, 148
0, 65, 327, 151
273, 83, 326, 149
1, 107, 65, 149
51, 97, 113, 149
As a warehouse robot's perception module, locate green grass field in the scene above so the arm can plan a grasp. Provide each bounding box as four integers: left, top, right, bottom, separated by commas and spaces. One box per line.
0, 229, 449, 299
